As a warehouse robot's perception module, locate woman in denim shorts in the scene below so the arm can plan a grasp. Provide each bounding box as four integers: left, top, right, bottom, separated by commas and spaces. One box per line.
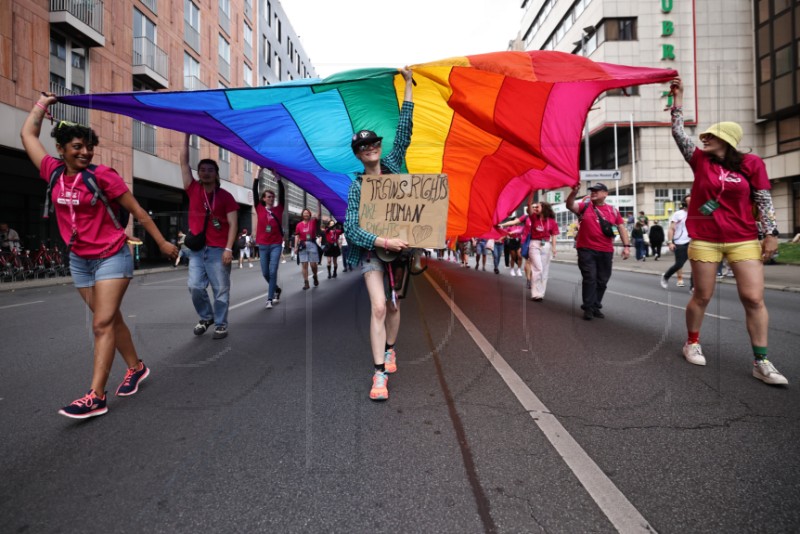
21, 93, 178, 419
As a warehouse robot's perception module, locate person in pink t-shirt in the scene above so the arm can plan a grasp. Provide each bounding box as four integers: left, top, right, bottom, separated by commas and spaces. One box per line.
21, 92, 178, 419
253, 171, 286, 309
669, 78, 787, 385
294, 204, 322, 290
566, 182, 631, 320
322, 220, 343, 279
180, 134, 239, 340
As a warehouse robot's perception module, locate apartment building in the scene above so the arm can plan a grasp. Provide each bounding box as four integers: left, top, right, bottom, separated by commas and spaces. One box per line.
518, 0, 799, 235
0, 0, 318, 261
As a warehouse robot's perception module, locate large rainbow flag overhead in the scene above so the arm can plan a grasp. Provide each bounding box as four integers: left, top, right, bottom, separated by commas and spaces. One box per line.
60, 51, 677, 237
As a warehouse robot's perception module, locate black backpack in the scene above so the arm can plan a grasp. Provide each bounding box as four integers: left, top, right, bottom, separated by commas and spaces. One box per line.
44, 163, 130, 230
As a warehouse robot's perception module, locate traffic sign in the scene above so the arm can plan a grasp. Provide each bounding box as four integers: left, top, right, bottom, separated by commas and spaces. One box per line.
579, 169, 621, 181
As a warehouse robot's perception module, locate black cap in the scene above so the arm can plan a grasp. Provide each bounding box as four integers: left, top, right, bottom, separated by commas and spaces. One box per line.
588, 182, 608, 192
351, 130, 382, 153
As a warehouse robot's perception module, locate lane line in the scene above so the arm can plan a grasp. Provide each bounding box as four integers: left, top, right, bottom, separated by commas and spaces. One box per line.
424, 272, 657, 534
0, 300, 44, 310
605, 290, 730, 320
229, 293, 268, 311
138, 277, 188, 286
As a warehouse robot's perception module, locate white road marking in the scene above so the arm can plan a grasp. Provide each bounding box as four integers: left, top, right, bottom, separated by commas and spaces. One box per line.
425, 272, 657, 534
138, 277, 187, 286
0, 301, 44, 310
605, 290, 731, 320
229, 293, 268, 311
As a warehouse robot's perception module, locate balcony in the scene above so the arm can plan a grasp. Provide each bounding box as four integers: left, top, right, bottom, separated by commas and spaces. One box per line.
183, 75, 207, 91
49, 0, 105, 48
133, 120, 157, 155
132, 37, 169, 88
219, 8, 231, 36
49, 82, 89, 125
218, 56, 230, 82
184, 24, 200, 53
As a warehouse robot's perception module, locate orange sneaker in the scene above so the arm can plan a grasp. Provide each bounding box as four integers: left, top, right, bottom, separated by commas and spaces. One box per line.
384, 348, 397, 374
369, 371, 389, 401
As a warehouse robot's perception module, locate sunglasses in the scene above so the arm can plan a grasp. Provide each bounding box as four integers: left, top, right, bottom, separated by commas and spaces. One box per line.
57, 120, 78, 129
356, 141, 381, 153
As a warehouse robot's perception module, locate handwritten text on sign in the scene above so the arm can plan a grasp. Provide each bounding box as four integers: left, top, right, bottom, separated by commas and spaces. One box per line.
359, 174, 449, 248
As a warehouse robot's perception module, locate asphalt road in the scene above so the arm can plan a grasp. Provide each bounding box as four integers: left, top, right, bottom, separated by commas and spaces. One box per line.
1, 257, 798, 533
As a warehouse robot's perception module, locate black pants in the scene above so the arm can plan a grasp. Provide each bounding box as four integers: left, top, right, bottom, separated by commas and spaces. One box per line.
577, 248, 613, 311
663, 243, 689, 280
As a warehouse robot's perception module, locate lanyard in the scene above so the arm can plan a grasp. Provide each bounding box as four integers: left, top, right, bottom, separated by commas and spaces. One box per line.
201, 186, 216, 214
59, 171, 80, 239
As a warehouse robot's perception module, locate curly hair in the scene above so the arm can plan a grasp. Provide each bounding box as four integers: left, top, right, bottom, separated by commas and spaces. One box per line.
539, 201, 556, 220
50, 121, 99, 147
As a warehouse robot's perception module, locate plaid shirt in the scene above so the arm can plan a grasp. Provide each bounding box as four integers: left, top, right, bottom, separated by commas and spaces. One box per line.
344, 101, 414, 266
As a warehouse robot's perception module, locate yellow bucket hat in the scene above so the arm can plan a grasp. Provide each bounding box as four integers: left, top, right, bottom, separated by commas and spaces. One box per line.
699, 122, 743, 149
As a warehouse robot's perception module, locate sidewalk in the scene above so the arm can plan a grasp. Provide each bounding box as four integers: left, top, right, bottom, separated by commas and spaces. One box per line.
551, 244, 800, 293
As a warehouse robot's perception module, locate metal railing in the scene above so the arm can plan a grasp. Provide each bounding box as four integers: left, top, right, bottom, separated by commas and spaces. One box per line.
133, 120, 156, 155
133, 37, 169, 81
50, 0, 104, 34
218, 8, 231, 35
183, 75, 207, 91
49, 82, 89, 125
218, 56, 230, 81
184, 23, 200, 53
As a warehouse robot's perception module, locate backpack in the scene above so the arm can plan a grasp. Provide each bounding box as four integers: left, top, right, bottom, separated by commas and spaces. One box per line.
44, 163, 130, 230
238, 234, 248, 249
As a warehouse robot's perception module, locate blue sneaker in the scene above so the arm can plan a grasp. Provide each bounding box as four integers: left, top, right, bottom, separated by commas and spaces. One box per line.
58, 390, 108, 419
116, 360, 150, 397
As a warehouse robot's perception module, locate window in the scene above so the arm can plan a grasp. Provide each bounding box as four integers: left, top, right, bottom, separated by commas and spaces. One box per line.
654, 188, 670, 216
266, 1, 271, 25
755, 0, 800, 117
243, 63, 253, 86
134, 8, 156, 42
50, 35, 66, 60
277, 19, 282, 43
219, 147, 230, 162
778, 115, 800, 152
71, 52, 85, 69
244, 23, 253, 48
184, 0, 201, 52
264, 37, 271, 66
218, 35, 230, 62
184, 52, 201, 88
274, 55, 281, 80
604, 18, 637, 41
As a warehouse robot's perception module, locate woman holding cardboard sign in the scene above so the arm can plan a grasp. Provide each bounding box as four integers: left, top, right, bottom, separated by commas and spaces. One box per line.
343, 67, 414, 401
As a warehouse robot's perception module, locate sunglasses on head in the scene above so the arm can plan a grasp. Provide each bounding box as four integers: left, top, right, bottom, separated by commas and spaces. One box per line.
357, 141, 381, 153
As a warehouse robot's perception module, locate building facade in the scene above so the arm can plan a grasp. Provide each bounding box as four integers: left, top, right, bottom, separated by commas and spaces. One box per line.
0, 0, 320, 262
517, 0, 799, 236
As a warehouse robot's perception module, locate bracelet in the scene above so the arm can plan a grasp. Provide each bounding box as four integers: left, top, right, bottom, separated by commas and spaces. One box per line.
35, 102, 54, 124
224, 248, 232, 252
383, 237, 389, 251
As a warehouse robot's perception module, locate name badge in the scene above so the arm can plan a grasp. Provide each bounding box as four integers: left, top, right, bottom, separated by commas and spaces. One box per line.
266, 225, 272, 233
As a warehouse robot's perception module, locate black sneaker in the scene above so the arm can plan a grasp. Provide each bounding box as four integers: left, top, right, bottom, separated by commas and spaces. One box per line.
58, 390, 108, 419
583, 310, 593, 321
212, 326, 228, 339
116, 360, 150, 396
313, 274, 319, 287
592, 309, 605, 319
274, 286, 282, 302
193, 319, 213, 336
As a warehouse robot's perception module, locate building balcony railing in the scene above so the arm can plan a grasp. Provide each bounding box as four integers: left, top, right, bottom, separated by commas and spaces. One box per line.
132, 37, 169, 88
183, 75, 207, 91
219, 8, 231, 35
184, 24, 200, 53
49, 82, 89, 125
49, 0, 105, 47
133, 120, 157, 155
218, 56, 230, 81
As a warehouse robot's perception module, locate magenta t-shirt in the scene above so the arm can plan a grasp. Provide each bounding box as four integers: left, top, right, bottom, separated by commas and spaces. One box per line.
295, 218, 319, 242
324, 228, 342, 244
186, 180, 238, 248
254, 202, 284, 245
530, 217, 559, 240
39, 155, 128, 258
575, 200, 623, 253
686, 149, 770, 243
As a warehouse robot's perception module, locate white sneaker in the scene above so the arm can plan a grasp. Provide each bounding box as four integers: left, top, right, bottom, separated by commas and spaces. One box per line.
509, 269, 516, 277
660, 275, 668, 289
682, 342, 706, 366
676, 280, 685, 287
249, 263, 253, 268
265, 300, 273, 309
752, 359, 788, 385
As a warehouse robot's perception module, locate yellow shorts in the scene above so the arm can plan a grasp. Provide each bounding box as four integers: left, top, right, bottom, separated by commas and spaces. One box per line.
688, 239, 762, 263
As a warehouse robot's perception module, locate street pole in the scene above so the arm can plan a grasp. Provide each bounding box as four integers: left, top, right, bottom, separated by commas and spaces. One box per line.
630, 114, 636, 216
613, 122, 619, 209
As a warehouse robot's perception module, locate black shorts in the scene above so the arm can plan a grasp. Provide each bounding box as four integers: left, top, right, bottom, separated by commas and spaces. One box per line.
323, 244, 341, 257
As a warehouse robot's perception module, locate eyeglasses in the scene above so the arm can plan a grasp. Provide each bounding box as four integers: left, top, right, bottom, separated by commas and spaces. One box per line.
56, 120, 78, 129
357, 141, 381, 153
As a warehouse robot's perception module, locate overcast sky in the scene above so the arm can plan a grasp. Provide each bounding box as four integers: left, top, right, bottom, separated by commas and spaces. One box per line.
279, 0, 524, 78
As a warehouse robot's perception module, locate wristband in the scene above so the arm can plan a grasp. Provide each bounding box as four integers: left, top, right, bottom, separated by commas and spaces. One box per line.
224, 248, 232, 252
35, 102, 54, 124
383, 238, 389, 251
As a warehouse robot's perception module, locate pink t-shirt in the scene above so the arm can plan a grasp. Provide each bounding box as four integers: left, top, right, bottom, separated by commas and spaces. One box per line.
39, 155, 128, 258
324, 228, 342, 245
295, 218, 319, 242
530, 217, 559, 240
254, 202, 284, 245
687, 149, 770, 243
575, 200, 623, 253
186, 180, 239, 248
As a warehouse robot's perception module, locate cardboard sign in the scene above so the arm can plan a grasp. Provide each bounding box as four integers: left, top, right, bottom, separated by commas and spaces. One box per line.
358, 174, 449, 249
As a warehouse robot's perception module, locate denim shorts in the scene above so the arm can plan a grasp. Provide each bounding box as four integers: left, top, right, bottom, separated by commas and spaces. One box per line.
69, 245, 133, 288
361, 258, 385, 275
